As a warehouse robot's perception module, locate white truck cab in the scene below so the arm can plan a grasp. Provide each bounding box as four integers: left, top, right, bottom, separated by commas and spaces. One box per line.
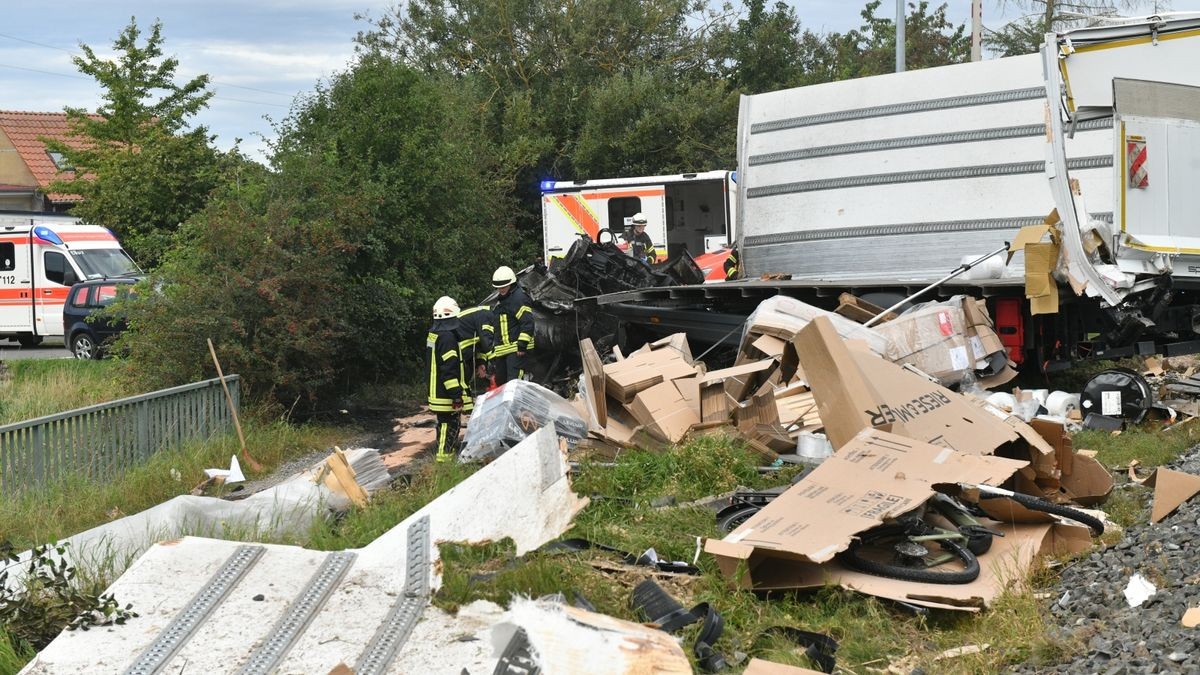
0, 214, 139, 346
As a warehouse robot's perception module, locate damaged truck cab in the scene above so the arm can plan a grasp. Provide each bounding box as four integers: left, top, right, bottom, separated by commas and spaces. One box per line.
581, 13, 1200, 371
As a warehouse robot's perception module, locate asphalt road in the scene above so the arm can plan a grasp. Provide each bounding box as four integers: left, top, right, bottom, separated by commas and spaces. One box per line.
0, 340, 71, 360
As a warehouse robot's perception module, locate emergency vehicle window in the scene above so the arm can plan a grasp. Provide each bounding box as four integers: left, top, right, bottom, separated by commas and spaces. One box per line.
95, 284, 118, 307
0, 242, 13, 271
607, 197, 641, 235
44, 251, 69, 285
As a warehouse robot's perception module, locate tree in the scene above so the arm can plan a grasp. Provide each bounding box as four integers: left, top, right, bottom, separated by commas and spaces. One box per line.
357, 0, 734, 255
719, 0, 808, 94
46, 18, 224, 267
987, 1, 1167, 56
833, 1, 970, 79
114, 56, 514, 409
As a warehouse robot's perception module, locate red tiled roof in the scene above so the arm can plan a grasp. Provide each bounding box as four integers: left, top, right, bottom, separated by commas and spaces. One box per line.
0, 110, 97, 202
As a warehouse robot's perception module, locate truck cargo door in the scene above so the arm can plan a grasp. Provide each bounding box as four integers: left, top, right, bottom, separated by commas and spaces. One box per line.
0, 235, 33, 332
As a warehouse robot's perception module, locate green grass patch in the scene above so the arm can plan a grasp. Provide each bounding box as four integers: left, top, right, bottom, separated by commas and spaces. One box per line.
0, 360, 133, 426
0, 627, 34, 675
306, 461, 478, 551
1073, 419, 1199, 469
0, 417, 345, 550
429, 433, 1070, 673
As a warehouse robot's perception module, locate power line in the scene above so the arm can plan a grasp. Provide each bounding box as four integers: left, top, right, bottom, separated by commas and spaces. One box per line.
0, 31, 295, 98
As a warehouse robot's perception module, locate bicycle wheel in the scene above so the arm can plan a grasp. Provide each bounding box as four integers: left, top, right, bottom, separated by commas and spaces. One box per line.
980, 491, 1104, 537
839, 523, 980, 585
717, 505, 760, 534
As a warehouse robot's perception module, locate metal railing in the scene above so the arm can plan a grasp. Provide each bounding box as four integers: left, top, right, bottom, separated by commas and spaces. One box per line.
0, 376, 240, 495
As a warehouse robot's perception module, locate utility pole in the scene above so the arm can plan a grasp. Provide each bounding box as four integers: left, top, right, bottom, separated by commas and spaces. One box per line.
895, 0, 906, 72
971, 0, 983, 61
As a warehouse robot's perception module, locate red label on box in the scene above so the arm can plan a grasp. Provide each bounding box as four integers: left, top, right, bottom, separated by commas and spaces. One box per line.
937, 311, 953, 336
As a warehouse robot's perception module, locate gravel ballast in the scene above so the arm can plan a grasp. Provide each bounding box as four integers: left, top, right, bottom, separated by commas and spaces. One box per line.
1016, 449, 1200, 673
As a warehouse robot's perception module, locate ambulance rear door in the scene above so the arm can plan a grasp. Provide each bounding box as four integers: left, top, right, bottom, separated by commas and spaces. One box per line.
0, 231, 33, 333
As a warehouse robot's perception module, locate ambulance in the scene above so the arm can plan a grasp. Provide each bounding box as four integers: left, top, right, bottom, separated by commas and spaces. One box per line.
539, 170, 737, 281
0, 213, 139, 346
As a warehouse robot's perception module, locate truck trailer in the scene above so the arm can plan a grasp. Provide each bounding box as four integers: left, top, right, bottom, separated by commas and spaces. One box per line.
581, 13, 1200, 371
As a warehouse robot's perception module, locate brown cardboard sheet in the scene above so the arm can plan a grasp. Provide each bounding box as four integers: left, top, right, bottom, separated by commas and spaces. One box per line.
707, 429, 1027, 566
707, 519, 1090, 609
628, 381, 701, 444
796, 316, 1021, 453
580, 338, 607, 428
1146, 468, 1200, 523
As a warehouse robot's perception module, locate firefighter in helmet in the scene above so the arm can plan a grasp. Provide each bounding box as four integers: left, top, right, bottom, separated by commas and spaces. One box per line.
623, 212, 659, 264
456, 303, 495, 397
486, 265, 535, 385
427, 296, 464, 463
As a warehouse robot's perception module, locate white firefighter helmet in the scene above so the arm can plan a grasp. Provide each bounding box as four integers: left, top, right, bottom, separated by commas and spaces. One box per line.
432, 296, 460, 319
492, 265, 517, 288
631, 212, 648, 225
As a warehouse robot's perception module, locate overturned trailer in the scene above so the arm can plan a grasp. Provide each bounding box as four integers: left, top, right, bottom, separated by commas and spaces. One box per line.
586, 14, 1200, 371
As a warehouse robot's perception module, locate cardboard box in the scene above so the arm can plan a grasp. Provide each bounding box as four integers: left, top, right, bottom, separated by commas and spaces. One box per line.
796, 316, 1021, 453
1146, 468, 1200, 522
740, 295, 891, 357
708, 428, 1027, 565
627, 381, 700, 443
874, 302, 971, 385
674, 375, 700, 418
579, 338, 608, 428
698, 359, 775, 423
603, 351, 697, 403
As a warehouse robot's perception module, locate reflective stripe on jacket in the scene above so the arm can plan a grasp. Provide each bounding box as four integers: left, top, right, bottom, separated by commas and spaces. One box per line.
427, 319, 462, 413
490, 287, 534, 358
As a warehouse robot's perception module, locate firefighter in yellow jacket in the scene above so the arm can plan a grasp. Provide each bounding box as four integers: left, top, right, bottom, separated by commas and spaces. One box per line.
487, 266, 535, 385
428, 296, 464, 463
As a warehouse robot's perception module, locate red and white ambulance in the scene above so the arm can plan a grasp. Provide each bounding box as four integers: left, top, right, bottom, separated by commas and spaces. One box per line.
0, 214, 139, 346
540, 170, 737, 281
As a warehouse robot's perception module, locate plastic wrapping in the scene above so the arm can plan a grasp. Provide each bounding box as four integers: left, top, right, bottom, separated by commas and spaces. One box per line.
874, 297, 971, 386
462, 380, 589, 462
738, 295, 891, 358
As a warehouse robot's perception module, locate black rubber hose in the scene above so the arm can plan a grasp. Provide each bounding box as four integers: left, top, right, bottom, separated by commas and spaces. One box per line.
980, 491, 1105, 536
839, 523, 981, 585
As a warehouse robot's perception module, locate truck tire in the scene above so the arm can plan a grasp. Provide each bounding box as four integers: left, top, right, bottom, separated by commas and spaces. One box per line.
17, 334, 43, 348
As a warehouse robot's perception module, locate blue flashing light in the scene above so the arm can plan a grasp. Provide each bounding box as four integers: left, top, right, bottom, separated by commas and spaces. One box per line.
32, 226, 63, 245
539, 179, 556, 192
730, 171, 737, 184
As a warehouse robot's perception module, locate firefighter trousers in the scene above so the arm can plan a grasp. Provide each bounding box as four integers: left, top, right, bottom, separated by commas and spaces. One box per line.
435, 410, 461, 459
492, 352, 526, 386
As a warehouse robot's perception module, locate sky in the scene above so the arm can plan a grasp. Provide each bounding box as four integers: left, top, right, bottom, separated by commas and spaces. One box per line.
0, 1, 1190, 162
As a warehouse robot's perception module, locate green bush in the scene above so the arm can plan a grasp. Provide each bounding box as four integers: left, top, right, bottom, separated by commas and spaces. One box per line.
113, 55, 515, 410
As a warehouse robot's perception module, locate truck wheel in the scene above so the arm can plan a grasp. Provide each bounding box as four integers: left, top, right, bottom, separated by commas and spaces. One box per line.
17, 334, 43, 348
71, 333, 99, 360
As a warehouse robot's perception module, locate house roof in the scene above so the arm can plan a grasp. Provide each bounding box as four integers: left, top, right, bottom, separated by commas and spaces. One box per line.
0, 110, 93, 202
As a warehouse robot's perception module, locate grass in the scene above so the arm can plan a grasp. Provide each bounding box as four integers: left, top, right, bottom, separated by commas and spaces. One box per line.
1074, 419, 1200, 470
0, 360, 133, 426
420, 433, 1079, 673
306, 461, 478, 550
0, 417, 345, 550
0, 629, 33, 675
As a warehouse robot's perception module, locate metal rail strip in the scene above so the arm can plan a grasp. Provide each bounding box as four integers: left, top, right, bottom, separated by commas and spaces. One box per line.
750, 87, 1045, 134
750, 118, 1113, 165
124, 545, 265, 675
742, 212, 1114, 248
355, 516, 432, 675
236, 551, 357, 675
746, 155, 1113, 199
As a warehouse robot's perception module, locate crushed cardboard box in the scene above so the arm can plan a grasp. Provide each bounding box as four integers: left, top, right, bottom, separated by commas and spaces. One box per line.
707, 428, 1027, 564
739, 295, 891, 358
874, 300, 972, 386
